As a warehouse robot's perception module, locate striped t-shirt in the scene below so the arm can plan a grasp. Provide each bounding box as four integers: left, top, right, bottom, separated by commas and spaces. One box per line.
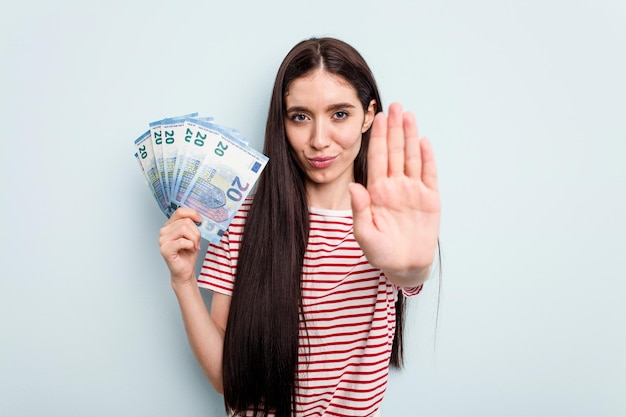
199, 200, 421, 417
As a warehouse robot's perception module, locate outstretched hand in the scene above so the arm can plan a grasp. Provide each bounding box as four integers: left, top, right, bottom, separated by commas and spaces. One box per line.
349, 103, 441, 286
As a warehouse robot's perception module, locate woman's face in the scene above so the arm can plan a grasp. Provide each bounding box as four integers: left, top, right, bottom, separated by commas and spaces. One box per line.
284, 69, 375, 192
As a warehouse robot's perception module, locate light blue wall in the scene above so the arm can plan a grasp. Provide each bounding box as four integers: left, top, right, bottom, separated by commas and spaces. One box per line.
1, 1, 625, 416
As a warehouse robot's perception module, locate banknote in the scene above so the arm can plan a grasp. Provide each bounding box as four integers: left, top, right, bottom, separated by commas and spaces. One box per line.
170, 118, 253, 206
134, 130, 168, 216
180, 122, 268, 242
170, 118, 210, 207
149, 113, 198, 206
148, 118, 168, 204
169, 116, 214, 200
134, 113, 268, 242
162, 116, 212, 209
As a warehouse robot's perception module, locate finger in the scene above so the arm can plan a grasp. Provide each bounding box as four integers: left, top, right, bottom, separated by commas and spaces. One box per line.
403, 112, 421, 178
368, 112, 388, 182
182, 220, 202, 248
167, 207, 203, 224
164, 237, 197, 256
348, 182, 371, 216
160, 218, 202, 250
348, 182, 373, 240
420, 138, 439, 190
386, 103, 405, 177
181, 220, 202, 250
160, 236, 194, 264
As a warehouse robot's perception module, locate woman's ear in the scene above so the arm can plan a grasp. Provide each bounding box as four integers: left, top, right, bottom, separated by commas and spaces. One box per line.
362, 99, 377, 133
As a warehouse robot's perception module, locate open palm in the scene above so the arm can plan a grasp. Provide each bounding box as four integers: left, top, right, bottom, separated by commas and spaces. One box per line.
349, 103, 441, 286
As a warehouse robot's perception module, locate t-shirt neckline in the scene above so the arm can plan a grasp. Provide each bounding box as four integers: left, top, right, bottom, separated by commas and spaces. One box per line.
308, 206, 353, 217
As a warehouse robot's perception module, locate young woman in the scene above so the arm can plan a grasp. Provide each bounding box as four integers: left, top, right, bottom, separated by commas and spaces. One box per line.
159, 37, 441, 417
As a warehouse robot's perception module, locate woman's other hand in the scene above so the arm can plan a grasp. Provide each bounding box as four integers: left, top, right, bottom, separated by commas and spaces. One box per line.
158, 207, 203, 286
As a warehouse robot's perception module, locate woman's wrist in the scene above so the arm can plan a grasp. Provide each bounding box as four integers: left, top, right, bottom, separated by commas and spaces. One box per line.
384, 264, 431, 288
171, 274, 199, 294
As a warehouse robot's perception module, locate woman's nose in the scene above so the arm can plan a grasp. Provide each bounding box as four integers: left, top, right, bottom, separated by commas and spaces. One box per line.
310, 121, 330, 149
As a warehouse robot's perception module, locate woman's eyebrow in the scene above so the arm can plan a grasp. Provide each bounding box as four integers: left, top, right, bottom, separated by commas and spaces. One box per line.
285, 105, 309, 113
285, 103, 357, 113
326, 103, 357, 112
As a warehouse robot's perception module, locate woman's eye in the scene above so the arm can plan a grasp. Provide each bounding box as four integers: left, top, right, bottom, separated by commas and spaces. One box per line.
333, 111, 348, 120
291, 113, 308, 122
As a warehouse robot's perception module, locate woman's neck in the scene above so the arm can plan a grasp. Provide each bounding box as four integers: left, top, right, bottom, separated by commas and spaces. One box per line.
305, 179, 353, 210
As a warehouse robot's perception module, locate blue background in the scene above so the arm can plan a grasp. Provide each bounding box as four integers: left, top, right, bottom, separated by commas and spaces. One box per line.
1, 1, 624, 416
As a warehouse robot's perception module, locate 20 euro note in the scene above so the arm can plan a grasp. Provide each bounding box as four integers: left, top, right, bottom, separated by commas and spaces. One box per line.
150, 112, 198, 205
161, 116, 213, 206
170, 116, 223, 198
171, 118, 249, 207
134, 130, 169, 216
133, 113, 268, 241
180, 130, 268, 243
170, 118, 213, 206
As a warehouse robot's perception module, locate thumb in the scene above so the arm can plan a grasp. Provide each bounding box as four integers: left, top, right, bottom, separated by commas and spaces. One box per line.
349, 183, 372, 237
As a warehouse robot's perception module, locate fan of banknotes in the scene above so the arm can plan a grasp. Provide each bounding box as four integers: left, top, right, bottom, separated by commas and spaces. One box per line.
134, 113, 268, 243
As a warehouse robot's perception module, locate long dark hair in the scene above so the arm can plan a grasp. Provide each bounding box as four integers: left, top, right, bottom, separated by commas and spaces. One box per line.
222, 37, 405, 417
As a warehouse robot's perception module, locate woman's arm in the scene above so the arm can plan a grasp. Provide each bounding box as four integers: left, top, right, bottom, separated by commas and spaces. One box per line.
159, 207, 230, 393
172, 282, 230, 393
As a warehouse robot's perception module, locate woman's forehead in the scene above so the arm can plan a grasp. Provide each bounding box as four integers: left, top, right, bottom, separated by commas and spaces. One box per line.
285, 70, 359, 107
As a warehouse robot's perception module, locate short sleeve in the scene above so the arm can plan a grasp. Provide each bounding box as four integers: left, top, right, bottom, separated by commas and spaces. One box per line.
197, 231, 236, 296
196, 198, 250, 295
401, 284, 423, 297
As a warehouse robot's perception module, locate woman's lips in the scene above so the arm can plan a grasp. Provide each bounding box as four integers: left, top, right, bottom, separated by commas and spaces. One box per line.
308, 156, 336, 169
